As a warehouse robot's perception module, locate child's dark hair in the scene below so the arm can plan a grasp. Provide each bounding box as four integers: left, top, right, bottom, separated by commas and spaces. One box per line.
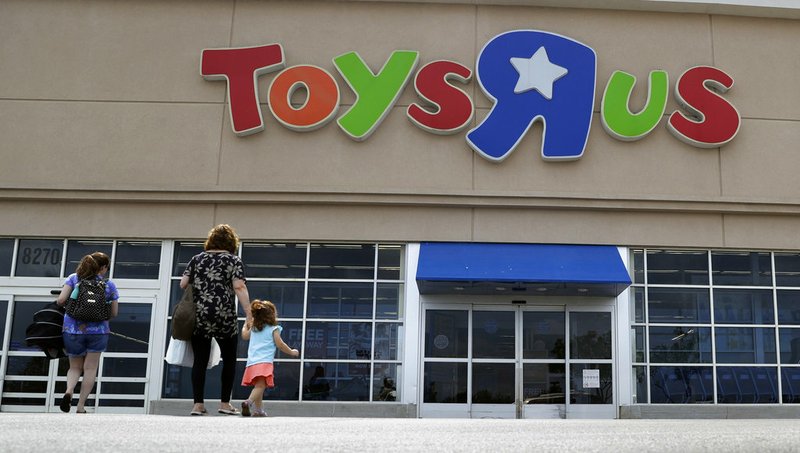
250, 300, 277, 331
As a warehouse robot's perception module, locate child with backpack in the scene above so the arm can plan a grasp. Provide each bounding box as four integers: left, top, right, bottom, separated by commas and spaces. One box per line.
56, 252, 119, 413
240, 299, 299, 417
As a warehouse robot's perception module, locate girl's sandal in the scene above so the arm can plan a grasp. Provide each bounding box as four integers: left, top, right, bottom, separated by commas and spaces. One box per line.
241, 400, 251, 417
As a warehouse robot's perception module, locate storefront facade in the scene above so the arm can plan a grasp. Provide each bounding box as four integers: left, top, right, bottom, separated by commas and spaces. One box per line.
1, 0, 799, 418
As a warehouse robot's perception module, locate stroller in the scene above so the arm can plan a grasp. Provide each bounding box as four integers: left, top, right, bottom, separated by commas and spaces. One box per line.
25, 301, 67, 359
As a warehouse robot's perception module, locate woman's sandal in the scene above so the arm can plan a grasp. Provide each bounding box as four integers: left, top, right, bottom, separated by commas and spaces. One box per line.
218, 406, 240, 415
60, 393, 72, 413
190, 409, 208, 416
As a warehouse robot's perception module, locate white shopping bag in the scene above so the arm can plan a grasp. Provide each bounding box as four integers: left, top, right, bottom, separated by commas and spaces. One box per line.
165, 337, 221, 369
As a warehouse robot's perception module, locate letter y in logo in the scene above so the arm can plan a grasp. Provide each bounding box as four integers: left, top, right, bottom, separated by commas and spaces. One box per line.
467, 30, 597, 161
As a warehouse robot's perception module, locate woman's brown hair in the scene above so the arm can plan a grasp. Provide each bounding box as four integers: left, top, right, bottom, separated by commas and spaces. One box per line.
91, 251, 110, 269
250, 299, 277, 331
75, 255, 100, 280
204, 224, 240, 254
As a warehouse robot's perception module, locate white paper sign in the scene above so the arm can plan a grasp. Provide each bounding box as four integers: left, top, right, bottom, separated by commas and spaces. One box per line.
583, 369, 600, 389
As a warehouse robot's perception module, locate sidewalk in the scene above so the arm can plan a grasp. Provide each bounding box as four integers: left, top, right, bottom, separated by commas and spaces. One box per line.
2, 413, 799, 452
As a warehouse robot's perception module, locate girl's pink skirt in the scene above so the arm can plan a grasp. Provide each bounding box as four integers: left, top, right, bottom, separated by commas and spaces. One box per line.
241, 362, 275, 387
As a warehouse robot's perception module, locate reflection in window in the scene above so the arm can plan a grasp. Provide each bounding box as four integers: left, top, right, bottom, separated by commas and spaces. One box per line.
473, 363, 515, 403
777, 290, 800, 325
711, 251, 772, 286
523, 311, 565, 360
306, 282, 372, 319
648, 327, 712, 363
242, 243, 306, 279
570, 364, 613, 404
309, 243, 374, 279
647, 288, 710, 324
9, 301, 44, 352
374, 323, 399, 361
376, 283, 402, 320
302, 362, 370, 401
717, 366, 778, 403
714, 289, 774, 324
650, 366, 713, 403
472, 311, 515, 359
423, 362, 467, 403
0, 238, 13, 276
775, 253, 800, 287
103, 358, 147, 377
782, 368, 800, 403
66, 240, 113, 276
107, 303, 152, 354
15, 239, 63, 277
374, 363, 400, 402
114, 241, 161, 279
247, 281, 304, 318
377, 245, 402, 280
171, 241, 203, 276
570, 312, 612, 360
715, 327, 776, 364
779, 328, 800, 365
424, 310, 468, 359
523, 364, 566, 405
303, 321, 372, 360
646, 250, 708, 285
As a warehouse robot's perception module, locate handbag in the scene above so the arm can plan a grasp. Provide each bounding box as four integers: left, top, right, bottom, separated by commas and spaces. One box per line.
65, 279, 111, 322
164, 337, 222, 369
171, 285, 196, 340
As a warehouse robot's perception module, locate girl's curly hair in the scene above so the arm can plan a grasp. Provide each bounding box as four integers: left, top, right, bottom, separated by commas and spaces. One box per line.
250, 299, 277, 331
204, 224, 240, 254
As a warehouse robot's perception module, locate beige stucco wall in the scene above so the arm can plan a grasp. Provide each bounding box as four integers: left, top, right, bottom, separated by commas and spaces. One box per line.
1, 0, 799, 248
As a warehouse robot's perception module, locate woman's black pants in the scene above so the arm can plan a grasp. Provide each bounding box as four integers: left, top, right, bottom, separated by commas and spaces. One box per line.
191, 334, 238, 404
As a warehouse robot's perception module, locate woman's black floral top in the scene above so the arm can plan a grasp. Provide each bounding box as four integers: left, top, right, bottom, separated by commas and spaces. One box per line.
184, 251, 245, 339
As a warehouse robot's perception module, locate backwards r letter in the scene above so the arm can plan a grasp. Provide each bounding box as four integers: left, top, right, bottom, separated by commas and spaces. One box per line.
467, 30, 597, 162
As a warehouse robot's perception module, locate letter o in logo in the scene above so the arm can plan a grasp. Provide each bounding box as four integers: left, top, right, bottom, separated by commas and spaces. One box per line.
268, 65, 340, 131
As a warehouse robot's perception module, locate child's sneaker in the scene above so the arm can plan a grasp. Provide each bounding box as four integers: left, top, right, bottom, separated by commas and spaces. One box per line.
241, 400, 251, 417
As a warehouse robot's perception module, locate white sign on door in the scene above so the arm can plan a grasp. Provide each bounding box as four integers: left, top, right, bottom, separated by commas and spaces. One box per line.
583, 369, 600, 389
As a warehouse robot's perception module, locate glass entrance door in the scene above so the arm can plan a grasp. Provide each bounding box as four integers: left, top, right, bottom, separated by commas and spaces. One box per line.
421, 302, 615, 419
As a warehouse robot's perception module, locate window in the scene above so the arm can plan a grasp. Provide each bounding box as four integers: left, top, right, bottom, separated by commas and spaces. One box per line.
0, 239, 13, 276
15, 239, 63, 277
65, 240, 113, 275
163, 241, 405, 403
632, 248, 800, 405
113, 241, 161, 279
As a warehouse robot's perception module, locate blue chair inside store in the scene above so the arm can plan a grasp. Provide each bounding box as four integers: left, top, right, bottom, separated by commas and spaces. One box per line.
781, 368, 800, 403
684, 368, 711, 403
749, 367, 778, 403
734, 367, 757, 403
717, 368, 742, 403
658, 368, 689, 403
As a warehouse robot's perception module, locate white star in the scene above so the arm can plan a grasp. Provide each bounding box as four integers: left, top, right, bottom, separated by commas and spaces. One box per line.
510, 47, 568, 100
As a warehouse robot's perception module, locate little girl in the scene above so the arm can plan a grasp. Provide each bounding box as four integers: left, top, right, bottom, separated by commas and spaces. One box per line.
241, 299, 299, 417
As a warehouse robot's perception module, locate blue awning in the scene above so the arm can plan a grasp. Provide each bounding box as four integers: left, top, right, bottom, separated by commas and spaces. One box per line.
416, 243, 631, 296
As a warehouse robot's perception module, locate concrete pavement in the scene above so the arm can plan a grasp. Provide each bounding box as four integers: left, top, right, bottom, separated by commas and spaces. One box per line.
2, 413, 800, 452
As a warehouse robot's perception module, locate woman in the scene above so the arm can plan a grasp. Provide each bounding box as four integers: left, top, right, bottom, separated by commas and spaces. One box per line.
180, 224, 252, 416
56, 252, 119, 413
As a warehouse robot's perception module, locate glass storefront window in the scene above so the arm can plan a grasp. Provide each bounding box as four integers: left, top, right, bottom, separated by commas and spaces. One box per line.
649, 366, 713, 403
777, 290, 800, 325
303, 321, 372, 360
107, 303, 152, 353
423, 362, 467, 403
374, 322, 399, 361
717, 366, 778, 403
306, 282, 373, 319
0, 300, 7, 349
782, 368, 800, 403
302, 362, 370, 401
632, 249, 644, 284
424, 310, 468, 359
715, 327, 776, 364
247, 281, 304, 319
376, 283, 403, 320
569, 364, 612, 404
775, 253, 800, 287
648, 326, 712, 363
779, 328, 800, 365
472, 363, 515, 403
242, 242, 307, 279
473, 311, 515, 359
15, 239, 63, 277
633, 287, 645, 323
309, 243, 375, 279
711, 251, 772, 286
373, 363, 400, 402
65, 240, 113, 275
0, 238, 13, 275
523, 364, 566, 405
377, 245, 402, 280
570, 312, 612, 360
633, 326, 646, 363
171, 241, 203, 276
646, 250, 708, 285
713, 289, 774, 324
647, 288, 710, 324
103, 358, 147, 377
9, 301, 44, 352
114, 241, 161, 279
523, 311, 565, 360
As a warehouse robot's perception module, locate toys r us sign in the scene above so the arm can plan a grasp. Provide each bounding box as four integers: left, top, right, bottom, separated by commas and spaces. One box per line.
201, 30, 740, 162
